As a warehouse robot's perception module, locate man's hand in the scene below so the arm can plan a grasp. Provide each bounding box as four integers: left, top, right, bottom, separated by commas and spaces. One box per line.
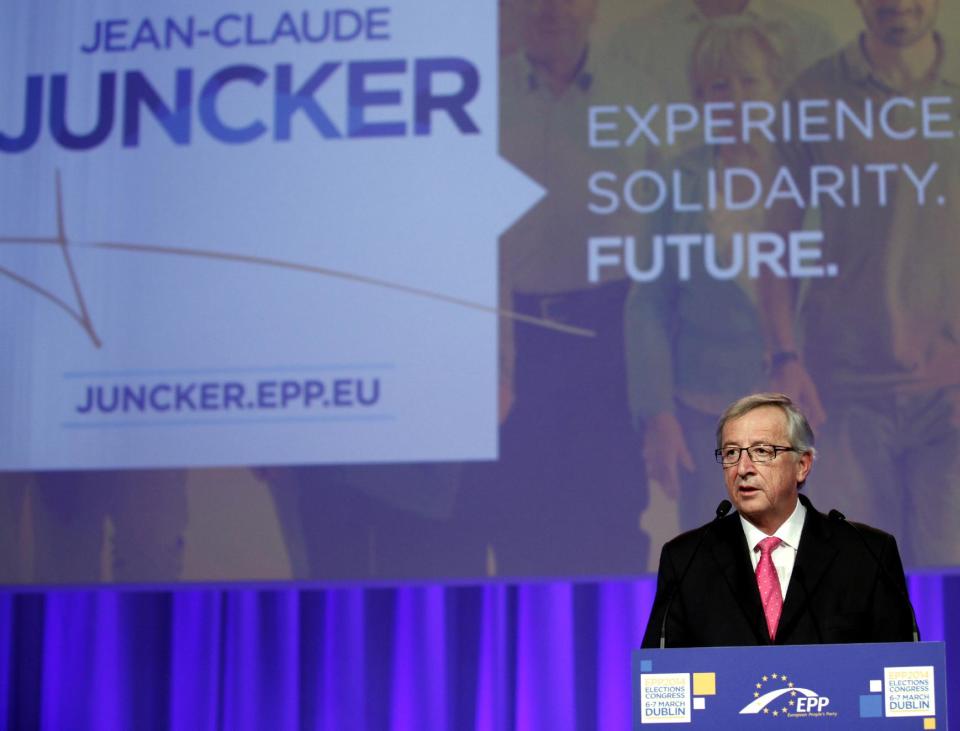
643, 411, 695, 501
771, 359, 827, 428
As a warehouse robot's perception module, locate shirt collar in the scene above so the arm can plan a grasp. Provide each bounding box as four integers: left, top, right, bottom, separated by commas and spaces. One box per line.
842, 31, 960, 89
740, 497, 807, 552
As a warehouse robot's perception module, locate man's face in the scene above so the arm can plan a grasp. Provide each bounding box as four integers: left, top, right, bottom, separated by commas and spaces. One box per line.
697, 42, 778, 106
721, 406, 812, 533
520, 0, 598, 63
856, 0, 939, 48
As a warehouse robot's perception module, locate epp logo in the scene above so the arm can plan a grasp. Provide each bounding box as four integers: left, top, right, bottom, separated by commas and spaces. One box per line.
795, 696, 830, 713
739, 671, 831, 718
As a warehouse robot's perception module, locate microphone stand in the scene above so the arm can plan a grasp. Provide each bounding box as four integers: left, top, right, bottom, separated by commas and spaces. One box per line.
659, 499, 732, 648
828, 509, 920, 642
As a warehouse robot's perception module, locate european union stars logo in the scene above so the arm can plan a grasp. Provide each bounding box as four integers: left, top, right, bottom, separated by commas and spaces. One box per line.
739, 672, 832, 718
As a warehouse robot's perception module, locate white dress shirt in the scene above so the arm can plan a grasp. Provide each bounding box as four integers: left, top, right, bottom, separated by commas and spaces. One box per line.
740, 499, 806, 600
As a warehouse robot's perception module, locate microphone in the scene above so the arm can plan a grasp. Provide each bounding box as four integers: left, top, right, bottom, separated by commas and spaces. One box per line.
717, 499, 733, 519
828, 509, 920, 642
659, 499, 732, 648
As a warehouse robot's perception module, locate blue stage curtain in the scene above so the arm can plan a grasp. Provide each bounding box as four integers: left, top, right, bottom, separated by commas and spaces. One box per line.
2, 575, 957, 730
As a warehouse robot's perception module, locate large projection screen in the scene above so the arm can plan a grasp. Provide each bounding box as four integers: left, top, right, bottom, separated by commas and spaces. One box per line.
2, 0, 959, 584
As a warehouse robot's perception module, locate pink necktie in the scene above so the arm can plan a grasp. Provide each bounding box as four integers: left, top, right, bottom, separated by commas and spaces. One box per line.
755, 536, 783, 641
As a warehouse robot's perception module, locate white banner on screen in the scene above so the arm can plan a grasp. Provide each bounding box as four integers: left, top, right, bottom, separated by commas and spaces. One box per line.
0, 1, 542, 469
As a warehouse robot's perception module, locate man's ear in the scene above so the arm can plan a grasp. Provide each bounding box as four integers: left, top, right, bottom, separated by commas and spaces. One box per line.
796, 451, 813, 484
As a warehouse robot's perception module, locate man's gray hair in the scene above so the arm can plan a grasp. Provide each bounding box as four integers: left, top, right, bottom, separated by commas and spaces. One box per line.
715, 392, 816, 458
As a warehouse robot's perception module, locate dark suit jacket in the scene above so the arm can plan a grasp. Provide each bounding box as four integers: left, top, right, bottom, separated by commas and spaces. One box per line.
641, 494, 916, 648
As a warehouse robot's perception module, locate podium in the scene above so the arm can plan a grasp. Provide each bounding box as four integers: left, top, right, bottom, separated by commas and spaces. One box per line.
633, 642, 948, 728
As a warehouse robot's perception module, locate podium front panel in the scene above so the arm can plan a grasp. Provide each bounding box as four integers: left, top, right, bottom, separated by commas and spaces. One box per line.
633, 642, 947, 729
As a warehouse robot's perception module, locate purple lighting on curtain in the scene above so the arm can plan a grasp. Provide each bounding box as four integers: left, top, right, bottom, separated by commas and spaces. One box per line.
516, 583, 575, 731
2, 573, 958, 730
42, 593, 124, 730
218, 591, 300, 730
909, 574, 945, 641
597, 581, 656, 727
170, 591, 221, 729
322, 588, 367, 730
391, 586, 448, 731
0, 595, 11, 726
475, 586, 511, 731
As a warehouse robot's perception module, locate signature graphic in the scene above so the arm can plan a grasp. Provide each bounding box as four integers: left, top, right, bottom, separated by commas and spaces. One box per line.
1, 171, 594, 348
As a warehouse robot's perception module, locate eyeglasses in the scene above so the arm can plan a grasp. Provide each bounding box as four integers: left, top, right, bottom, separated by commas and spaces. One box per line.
714, 444, 797, 465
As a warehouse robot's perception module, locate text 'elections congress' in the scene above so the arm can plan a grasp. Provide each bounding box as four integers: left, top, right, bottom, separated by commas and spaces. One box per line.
585, 97, 954, 283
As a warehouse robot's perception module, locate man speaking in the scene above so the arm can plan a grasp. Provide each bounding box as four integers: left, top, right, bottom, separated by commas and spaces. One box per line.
642, 393, 917, 648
